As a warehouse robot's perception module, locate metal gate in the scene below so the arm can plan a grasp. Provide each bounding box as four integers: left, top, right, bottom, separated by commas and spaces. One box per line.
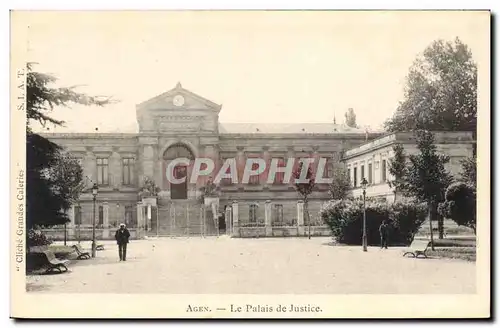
148, 203, 219, 237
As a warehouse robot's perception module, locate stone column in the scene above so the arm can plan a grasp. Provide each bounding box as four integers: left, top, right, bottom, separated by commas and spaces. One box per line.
297, 200, 305, 236
136, 202, 144, 237
286, 146, 295, 187
236, 147, 245, 189
265, 200, 272, 237
225, 206, 232, 235
262, 146, 270, 188
231, 201, 239, 237
102, 202, 110, 238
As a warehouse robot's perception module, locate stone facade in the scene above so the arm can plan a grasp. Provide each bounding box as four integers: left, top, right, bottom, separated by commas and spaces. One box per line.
342, 131, 476, 202
42, 83, 382, 238
41, 83, 474, 238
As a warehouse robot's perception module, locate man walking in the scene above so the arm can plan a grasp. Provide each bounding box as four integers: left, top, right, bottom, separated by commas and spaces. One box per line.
115, 223, 130, 261
379, 220, 389, 249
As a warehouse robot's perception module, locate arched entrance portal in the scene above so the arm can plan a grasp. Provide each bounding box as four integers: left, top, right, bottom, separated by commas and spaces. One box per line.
163, 144, 194, 200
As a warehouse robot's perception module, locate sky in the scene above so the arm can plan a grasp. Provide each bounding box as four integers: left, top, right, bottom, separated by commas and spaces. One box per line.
20, 11, 488, 133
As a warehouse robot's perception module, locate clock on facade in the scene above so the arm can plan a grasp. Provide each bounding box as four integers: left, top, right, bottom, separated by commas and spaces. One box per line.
173, 95, 185, 106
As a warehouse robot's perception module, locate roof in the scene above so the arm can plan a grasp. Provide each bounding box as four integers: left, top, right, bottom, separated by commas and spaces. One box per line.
218, 123, 369, 134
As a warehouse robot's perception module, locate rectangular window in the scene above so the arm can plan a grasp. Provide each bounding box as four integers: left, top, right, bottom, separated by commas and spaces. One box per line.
325, 158, 334, 178
220, 159, 234, 186
122, 158, 135, 185
125, 205, 133, 227
274, 204, 284, 222
74, 205, 82, 225
368, 163, 373, 184
347, 168, 351, 185
98, 205, 104, 226
249, 204, 258, 222
353, 167, 358, 187
381, 160, 387, 182
361, 165, 365, 180
274, 157, 286, 184
97, 158, 109, 185
249, 162, 260, 185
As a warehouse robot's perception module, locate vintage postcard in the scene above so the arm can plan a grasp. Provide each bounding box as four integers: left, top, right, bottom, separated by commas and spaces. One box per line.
10, 10, 490, 319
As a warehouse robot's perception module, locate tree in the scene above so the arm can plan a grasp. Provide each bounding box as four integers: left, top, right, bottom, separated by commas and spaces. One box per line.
293, 160, 316, 239
385, 38, 477, 133
344, 108, 357, 128
328, 166, 351, 200
387, 143, 408, 201
460, 156, 477, 188
404, 130, 453, 248
438, 182, 476, 234
26, 63, 114, 229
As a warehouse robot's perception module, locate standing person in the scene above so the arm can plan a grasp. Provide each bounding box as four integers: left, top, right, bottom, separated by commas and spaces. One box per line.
115, 223, 130, 261
379, 220, 389, 249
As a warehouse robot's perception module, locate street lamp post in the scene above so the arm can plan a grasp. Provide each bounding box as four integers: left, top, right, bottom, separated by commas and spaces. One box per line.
361, 177, 368, 252
91, 183, 99, 258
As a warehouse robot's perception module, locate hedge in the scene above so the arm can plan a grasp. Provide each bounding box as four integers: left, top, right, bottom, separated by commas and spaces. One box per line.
320, 198, 427, 246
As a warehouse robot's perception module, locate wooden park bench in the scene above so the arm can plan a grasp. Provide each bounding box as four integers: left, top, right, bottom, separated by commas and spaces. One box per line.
403, 239, 431, 258
41, 250, 70, 273
72, 244, 91, 260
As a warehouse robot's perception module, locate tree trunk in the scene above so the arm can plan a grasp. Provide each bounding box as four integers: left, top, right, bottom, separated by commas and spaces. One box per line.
438, 213, 444, 239
428, 202, 435, 251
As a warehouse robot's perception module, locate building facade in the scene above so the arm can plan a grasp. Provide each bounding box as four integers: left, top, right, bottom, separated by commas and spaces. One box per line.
342, 131, 475, 202
41, 84, 474, 239
42, 83, 380, 238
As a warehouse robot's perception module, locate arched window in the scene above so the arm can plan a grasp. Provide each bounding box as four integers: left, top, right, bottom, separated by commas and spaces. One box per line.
163, 144, 194, 160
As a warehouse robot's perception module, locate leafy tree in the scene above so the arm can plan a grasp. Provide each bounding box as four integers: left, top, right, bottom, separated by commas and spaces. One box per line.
344, 108, 358, 128
460, 156, 477, 188
387, 143, 408, 201
328, 165, 351, 200
438, 182, 476, 234
404, 130, 454, 248
26, 63, 114, 229
385, 38, 477, 133
293, 160, 316, 239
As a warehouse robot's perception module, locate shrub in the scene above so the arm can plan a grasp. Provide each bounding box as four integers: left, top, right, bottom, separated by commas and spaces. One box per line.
27, 229, 53, 248
438, 182, 476, 234
320, 198, 426, 246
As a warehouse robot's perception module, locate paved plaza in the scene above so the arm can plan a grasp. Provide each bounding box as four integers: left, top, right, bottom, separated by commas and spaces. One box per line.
26, 237, 475, 294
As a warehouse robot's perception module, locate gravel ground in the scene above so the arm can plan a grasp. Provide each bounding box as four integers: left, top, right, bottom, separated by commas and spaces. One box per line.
26, 237, 476, 294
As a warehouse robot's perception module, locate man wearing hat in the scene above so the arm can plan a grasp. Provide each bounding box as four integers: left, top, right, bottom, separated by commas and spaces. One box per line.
115, 223, 131, 261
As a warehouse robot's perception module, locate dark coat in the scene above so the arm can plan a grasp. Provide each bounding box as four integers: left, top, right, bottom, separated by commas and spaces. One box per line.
379, 224, 389, 238
115, 228, 130, 245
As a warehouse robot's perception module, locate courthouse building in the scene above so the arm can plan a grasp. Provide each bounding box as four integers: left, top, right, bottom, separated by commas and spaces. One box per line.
41, 83, 474, 239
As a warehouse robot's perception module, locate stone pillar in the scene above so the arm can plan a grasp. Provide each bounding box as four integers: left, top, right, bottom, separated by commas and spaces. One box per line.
102, 202, 109, 238
136, 202, 144, 237
231, 201, 239, 237
265, 200, 272, 237
236, 147, 245, 189
297, 200, 305, 236
225, 206, 232, 235
262, 146, 270, 188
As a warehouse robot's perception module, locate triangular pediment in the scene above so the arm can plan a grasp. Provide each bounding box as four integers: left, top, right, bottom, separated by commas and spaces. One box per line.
136, 83, 221, 113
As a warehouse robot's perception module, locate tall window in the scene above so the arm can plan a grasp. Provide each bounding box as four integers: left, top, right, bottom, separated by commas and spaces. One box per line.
368, 163, 373, 184
353, 167, 358, 187
361, 165, 365, 181
220, 158, 234, 186
97, 158, 109, 185
381, 159, 387, 182
125, 205, 133, 227
249, 162, 260, 185
347, 168, 351, 185
273, 204, 284, 223
274, 157, 286, 184
249, 204, 258, 222
325, 158, 334, 178
98, 205, 104, 226
122, 158, 134, 185
74, 205, 82, 225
